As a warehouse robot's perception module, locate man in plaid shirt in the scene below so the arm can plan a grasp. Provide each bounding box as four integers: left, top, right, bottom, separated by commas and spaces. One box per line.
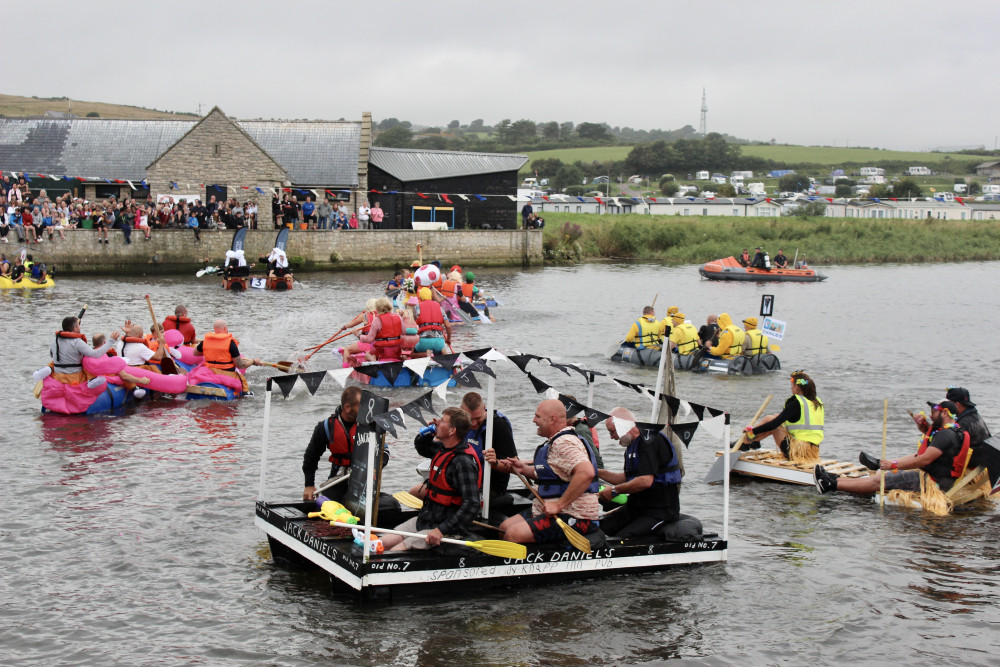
382, 407, 482, 551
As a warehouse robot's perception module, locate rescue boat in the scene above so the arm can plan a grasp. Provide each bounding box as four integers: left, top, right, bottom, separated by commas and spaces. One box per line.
699, 256, 826, 282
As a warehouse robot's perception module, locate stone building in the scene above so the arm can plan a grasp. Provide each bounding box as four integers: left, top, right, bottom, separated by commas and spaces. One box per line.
0, 108, 526, 228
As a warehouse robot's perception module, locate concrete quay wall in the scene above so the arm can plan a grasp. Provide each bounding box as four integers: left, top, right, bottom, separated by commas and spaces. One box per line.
25, 229, 543, 275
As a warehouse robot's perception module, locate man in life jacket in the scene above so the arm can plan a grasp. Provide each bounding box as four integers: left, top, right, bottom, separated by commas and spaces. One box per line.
121, 323, 165, 372
162, 305, 197, 345
624, 306, 665, 350
706, 313, 744, 359
698, 314, 720, 350
598, 407, 682, 538
413, 287, 451, 357
490, 399, 601, 544
358, 297, 403, 361
458, 391, 519, 500
738, 248, 751, 267
37, 315, 121, 386
195, 319, 261, 393
668, 312, 699, 356
741, 317, 771, 358
942, 387, 999, 487
381, 407, 481, 551
385, 270, 404, 295
301, 386, 362, 502
750, 246, 768, 269
817, 400, 968, 495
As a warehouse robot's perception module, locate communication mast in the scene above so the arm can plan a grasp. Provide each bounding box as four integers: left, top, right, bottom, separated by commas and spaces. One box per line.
699, 88, 708, 136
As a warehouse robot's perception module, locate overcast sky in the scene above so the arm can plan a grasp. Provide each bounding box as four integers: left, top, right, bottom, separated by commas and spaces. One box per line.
7, 0, 998, 151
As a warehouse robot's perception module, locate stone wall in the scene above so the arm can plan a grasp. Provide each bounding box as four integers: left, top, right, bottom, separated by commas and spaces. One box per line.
32, 228, 543, 275
147, 108, 287, 228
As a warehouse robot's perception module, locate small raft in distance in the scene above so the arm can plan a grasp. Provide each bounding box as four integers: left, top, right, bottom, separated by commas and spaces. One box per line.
699, 256, 826, 282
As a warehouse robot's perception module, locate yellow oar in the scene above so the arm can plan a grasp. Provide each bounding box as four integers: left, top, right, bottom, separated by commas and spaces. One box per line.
514, 471, 592, 554
327, 521, 525, 559
393, 491, 504, 533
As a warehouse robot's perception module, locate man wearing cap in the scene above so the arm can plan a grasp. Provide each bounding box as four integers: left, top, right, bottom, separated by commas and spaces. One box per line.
741, 317, 771, 358
815, 401, 967, 495
944, 388, 998, 486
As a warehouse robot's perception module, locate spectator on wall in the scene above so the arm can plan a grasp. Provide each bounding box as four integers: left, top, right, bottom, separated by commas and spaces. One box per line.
370, 201, 384, 229
357, 200, 371, 230
302, 196, 316, 229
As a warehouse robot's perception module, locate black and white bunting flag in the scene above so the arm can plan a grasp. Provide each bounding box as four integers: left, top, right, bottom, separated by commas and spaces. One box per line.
376, 361, 404, 386
432, 353, 461, 373
557, 394, 585, 418
401, 399, 429, 426
464, 358, 496, 377
415, 391, 437, 415
526, 372, 551, 394
372, 412, 398, 437
506, 354, 538, 372
452, 367, 482, 388
271, 374, 297, 399
671, 422, 700, 448
583, 406, 610, 427
298, 371, 327, 396
462, 347, 492, 360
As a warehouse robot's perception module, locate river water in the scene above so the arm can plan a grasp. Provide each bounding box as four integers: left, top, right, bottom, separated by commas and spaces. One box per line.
2, 261, 998, 665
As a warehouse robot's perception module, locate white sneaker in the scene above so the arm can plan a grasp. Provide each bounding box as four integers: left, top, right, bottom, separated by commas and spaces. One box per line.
33, 366, 52, 381
87, 376, 107, 389
133, 388, 147, 399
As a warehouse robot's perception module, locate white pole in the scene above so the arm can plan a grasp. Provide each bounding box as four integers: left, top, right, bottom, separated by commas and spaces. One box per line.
722, 417, 731, 549
363, 426, 377, 565
650, 344, 668, 422
257, 381, 273, 500
482, 361, 496, 518
586, 372, 595, 408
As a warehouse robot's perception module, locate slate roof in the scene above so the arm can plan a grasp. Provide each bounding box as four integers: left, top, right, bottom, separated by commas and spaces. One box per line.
0, 118, 362, 185
370, 147, 527, 182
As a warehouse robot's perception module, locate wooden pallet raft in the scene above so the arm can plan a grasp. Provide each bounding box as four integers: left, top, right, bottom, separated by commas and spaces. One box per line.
717, 448, 873, 485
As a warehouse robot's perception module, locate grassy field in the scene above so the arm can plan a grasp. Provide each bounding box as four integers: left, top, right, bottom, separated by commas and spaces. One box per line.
0, 94, 198, 120
524, 144, 985, 173
540, 212, 1000, 264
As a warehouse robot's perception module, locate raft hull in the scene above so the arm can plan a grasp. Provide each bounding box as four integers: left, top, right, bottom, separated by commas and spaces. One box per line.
699, 256, 826, 282
256, 500, 726, 601
40, 382, 134, 415
1, 276, 55, 289
610, 345, 778, 375
710, 448, 873, 485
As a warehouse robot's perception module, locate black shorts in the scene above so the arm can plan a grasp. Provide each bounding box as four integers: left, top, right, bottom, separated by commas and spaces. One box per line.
519, 508, 599, 542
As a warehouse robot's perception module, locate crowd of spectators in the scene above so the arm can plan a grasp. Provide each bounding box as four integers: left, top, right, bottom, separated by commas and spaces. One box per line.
270, 193, 382, 230
0, 175, 386, 245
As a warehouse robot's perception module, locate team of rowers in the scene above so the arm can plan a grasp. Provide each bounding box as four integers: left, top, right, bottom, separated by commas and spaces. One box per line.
304, 387, 683, 551
36, 305, 262, 398
624, 304, 775, 360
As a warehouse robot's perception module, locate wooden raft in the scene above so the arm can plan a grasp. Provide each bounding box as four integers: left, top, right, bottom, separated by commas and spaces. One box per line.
717, 448, 873, 486
875, 465, 994, 513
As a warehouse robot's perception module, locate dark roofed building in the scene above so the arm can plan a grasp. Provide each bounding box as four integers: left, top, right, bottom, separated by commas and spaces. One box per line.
975, 161, 1000, 179
368, 146, 527, 229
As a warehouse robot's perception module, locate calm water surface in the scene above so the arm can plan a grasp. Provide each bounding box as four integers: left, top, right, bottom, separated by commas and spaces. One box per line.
2, 261, 998, 665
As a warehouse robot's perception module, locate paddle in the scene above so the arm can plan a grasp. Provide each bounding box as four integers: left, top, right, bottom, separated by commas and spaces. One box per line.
327, 520, 527, 559
312, 473, 350, 500
144, 295, 178, 375
879, 398, 888, 509
513, 471, 592, 554
78, 304, 89, 322
704, 394, 773, 484
303, 327, 362, 361
391, 491, 504, 533
606, 340, 625, 359
196, 266, 220, 277
260, 360, 297, 373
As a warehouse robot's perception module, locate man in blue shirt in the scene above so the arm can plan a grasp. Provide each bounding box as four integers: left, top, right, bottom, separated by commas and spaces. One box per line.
302, 196, 316, 229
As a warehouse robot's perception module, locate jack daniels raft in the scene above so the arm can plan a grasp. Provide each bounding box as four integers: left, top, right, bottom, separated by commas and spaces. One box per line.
255, 347, 733, 601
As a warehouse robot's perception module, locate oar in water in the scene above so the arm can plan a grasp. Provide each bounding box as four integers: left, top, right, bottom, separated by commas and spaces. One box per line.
704, 394, 773, 484
196, 266, 221, 277
144, 295, 178, 375
513, 471, 592, 554
391, 491, 503, 533
606, 340, 625, 359
260, 360, 298, 373
326, 521, 526, 559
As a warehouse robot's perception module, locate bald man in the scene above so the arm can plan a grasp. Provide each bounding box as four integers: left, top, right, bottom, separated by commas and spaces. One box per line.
121, 322, 165, 370
488, 399, 600, 544
598, 407, 681, 538
196, 319, 260, 393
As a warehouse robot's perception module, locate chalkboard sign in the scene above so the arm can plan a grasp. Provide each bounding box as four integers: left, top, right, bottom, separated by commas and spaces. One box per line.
343, 391, 389, 521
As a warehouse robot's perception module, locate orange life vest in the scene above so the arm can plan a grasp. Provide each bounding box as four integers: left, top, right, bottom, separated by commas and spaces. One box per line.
440, 280, 458, 299
461, 283, 475, 299
425, 442, 482, 507
324, 413, 358, 468
202, 332, 237, 370
373, 313, 402, 349
163, 315, 196, 344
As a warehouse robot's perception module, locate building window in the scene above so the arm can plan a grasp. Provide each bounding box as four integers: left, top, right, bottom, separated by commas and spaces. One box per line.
733, 208, 739, 216
576, 206, 582, 213
702, 208, 708, 215
94, 184, 120, 199
214, 144, 221, 157
961, 212, 966, 220
683, 208, 690, 215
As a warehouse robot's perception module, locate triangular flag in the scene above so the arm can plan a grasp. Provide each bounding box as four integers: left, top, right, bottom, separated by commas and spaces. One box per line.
690, 403, 706, 421
434, 382, 449, 402
612, 416, 636, 436
463, 347, 492, 361
544, 388, 560, 400
388, 408, 406, 429
548, 362, 571, 376
557, 394, 585, 418
432, 353, 460, 373
403, 356, 431, 378
372, 412, 397, 437
526, 373, 550, 394
583, 407, 610, 427
677, 399, 691, 419
271, 374, 297, 399
671, 421, 699, 448
298, 371, 327, 396
464, 358, 496, 378
699, 414, 725, 440
506, 354, 537, 372
614, 378, 643, 394
635, 422, 666, 443
415, 391, 437, 416
401, 399, 429, 426
452, 368, 482, 388
457, 194, 469, 201
481, 348, 508, 363
327, 367, 353, 387
376, 361, 404, 386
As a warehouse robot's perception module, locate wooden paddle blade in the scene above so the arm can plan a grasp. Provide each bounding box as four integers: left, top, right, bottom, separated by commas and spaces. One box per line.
392, 491, 423, 509
556, 517, 592, 554
465, 539, 527, 560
